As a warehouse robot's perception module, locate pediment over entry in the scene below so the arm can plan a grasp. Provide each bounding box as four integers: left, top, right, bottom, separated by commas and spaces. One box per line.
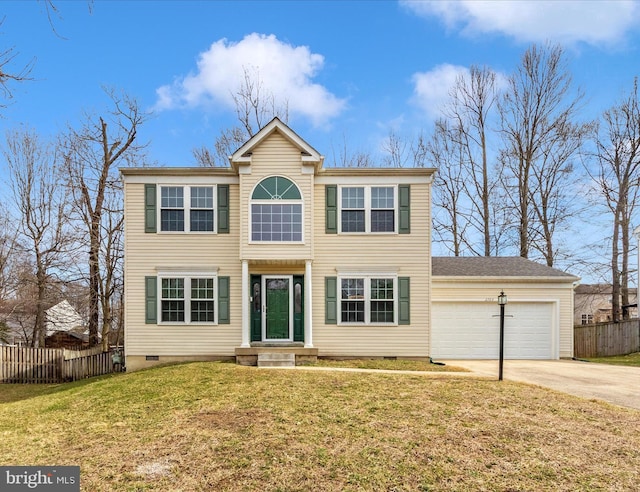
229, 117, 324, 173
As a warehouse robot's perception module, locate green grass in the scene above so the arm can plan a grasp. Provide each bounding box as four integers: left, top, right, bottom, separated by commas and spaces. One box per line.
1, 362, 640, 491
311, 358, 468, 372
586, 352, 640, 366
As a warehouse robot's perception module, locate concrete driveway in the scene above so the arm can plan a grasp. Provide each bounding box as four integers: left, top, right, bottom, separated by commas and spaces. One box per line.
444, 359, 640, 411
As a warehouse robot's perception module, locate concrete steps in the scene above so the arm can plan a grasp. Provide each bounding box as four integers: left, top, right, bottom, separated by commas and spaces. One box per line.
257, 352, 296, 368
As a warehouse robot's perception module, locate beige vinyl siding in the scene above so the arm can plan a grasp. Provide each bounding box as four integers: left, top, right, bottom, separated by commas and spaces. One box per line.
431, 281, 575, 358
311, 182, 432, 357
239, 130, 314, 261
124, 181, 242, 357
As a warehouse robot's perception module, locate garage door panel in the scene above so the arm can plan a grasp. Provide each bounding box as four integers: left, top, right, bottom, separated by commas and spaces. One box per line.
431, 302, 553, 359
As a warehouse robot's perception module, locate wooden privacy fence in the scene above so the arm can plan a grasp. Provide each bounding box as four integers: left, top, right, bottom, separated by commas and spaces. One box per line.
574, 319, 640, 358
0, 345, 124, 384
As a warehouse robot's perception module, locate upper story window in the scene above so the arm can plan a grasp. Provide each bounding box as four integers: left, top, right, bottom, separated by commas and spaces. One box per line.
581, 314, 593, 325
251, 176, 303, 242
160, 186, 215, 233
339, 186, 396, 233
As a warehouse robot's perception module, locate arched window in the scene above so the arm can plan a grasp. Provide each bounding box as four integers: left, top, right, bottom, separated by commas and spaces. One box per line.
251, 176, 303, 242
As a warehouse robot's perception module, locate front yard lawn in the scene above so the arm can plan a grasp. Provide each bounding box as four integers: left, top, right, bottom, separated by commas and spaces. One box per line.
586, 352, 640, 367
1, 362, 639, 491
311, 357, 468, 372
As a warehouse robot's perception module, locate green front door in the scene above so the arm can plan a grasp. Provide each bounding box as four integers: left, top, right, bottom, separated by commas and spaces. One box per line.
264, 277, 291, 340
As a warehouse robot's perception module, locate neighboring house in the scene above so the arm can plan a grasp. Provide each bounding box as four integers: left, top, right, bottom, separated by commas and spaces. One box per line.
45, 330, 90, 349
0, 299, 88, 347
573, 284, 638, 325
121, 118, 579, 371
46, 300, 84, 335
45, 300, 89, 349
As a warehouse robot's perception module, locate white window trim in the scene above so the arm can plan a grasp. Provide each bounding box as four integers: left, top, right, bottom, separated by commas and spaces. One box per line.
158, 185, 217, 234
338, 185, 398, 234
158, 273, 218, 325
338, 274, 398, 326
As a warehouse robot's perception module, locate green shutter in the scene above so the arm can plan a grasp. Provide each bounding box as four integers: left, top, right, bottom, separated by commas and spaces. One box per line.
325, 276, 337, 324
218, 276, 230, 324
145, 184, 157, 233
399, 185, 410, 234
398, 277, 410, 325
145, 276, 157, 324
218, 184, 229, 233
325, 185, 337, 234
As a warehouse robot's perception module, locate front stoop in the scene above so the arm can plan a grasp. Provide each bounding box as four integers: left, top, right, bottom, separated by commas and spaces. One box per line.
257, 352, 296, 368
235, 346, 318, 367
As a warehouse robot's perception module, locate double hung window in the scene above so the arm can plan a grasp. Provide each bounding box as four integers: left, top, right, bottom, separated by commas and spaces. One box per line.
160, 187, 185, 232
160, 186, 215, 232
339, 186, 396, 233
160, 275, 216, 324
340, 276, 396, 324
189, 187, 214, 232
341, 187, 365, 232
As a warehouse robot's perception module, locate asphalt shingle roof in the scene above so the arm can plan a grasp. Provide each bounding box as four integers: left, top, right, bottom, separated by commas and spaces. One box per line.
432, 256, 579, 279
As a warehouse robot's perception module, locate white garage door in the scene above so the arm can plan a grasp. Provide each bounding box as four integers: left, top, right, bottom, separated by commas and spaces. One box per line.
431, 302, 554, 359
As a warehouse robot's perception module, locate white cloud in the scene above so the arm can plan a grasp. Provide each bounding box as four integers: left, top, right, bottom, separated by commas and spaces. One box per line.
154, 33, 346, 127
401, 0, 640, 45
411, 64, 469, 119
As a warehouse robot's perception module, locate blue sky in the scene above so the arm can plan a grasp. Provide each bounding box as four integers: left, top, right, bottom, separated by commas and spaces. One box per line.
2, 0, 640, 282
2, 0, 639, 168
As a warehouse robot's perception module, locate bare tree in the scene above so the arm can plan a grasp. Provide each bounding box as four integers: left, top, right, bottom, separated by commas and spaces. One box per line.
0, 203, 18, 302
590, 78, 640, 321
97, 183, 124, 349
0, 28, 34, 106
0, 204, 18, 343
428, 119, 471, 255
410, 131, 430, 169
528, 119, 589, 266
446, 65, 500, 256
498, 43, 584, 263
194, 66, 289, 166
329, 132, 374, 168
378, 129, 434, 169
0, 1, 94, 105
62, 88, 150, 347
4, 127, 71, 346
381, 130, 408, 168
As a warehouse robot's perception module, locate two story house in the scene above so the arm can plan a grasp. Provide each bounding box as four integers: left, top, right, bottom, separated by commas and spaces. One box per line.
122, 118, 578, 370
574, 284, 637, 325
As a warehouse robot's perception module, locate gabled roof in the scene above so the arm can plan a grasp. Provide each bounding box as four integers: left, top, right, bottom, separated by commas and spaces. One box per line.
46, 300, 85, 336
432, 256, 579, 281
229, 117, 323, 170
575, 284, 637, 295
574, 284, 611, 295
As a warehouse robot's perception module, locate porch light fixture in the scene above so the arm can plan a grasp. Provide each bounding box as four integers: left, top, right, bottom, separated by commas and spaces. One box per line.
497, 291, 507, 381
498, 291, 508, 306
